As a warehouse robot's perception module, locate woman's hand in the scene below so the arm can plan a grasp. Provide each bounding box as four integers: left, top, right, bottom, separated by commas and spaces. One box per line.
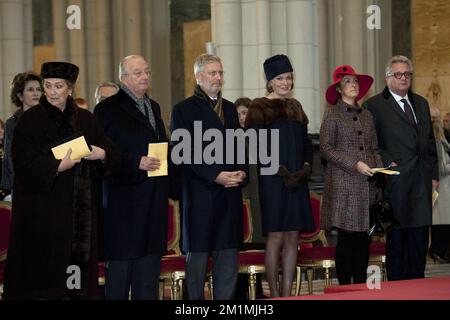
356, 161, 375, 176
57, 148, 81, 173
84, 145, 106, 161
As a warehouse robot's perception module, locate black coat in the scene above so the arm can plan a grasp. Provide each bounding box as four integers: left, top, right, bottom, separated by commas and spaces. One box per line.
364, 87, 438, 227
171, 95, 245, 252
3, 97, 118, 299
94, 89, 168, 260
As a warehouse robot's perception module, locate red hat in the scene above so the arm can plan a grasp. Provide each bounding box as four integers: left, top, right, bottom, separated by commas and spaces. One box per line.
325, 65, 373, 105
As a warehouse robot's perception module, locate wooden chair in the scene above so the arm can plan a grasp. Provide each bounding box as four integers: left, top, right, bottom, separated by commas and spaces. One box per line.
0, 201, 12, 296
238, 198, 265, 300
159, 198, 186, 300
295, 192, 335, 295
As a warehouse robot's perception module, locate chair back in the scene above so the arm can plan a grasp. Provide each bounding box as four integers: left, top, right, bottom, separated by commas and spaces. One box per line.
242, 198, 253, 243
299, 192, 328, 247
0, 201, 12, 261
167, 199, 181, 255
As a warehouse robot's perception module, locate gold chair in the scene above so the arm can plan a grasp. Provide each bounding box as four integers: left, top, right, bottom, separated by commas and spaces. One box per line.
159, 198, 186, 300
295, 192, 335, 295
238, 198, 266, 300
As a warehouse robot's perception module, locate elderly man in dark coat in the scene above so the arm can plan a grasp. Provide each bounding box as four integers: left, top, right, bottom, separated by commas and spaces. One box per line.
364, 55, 439, 281
171, 53, 247, 300
94, 55, 169, 300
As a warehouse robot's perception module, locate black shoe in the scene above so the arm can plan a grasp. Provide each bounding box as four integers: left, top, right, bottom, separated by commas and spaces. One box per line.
431, 253, 447, 264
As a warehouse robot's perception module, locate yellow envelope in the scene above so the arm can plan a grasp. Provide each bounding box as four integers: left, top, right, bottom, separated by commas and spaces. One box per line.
432, 190, 439, 207
372, 168, 400, 175
147, 142, 168, 177
51, 136, 91, 160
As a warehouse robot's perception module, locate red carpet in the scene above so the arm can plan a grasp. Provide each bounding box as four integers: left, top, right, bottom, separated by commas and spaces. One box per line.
270, 276, 450, 300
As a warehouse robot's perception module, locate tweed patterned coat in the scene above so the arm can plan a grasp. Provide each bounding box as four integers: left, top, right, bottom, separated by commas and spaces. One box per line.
320, 99, 383, 232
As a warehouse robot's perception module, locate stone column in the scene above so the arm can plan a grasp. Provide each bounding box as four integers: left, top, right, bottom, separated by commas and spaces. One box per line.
67, 0, 87, 100
286, 0, 320, 133
52, 0, 69, 61
213, 0, 243, 102
123, 0, 142, 55
23, 0, 33, 70
0, 0, 26, 119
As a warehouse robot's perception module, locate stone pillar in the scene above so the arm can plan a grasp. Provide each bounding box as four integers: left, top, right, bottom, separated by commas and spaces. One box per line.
213, 0, 243, 102
52, 0, 69, 61
23, 0, 33, 70
123, 0, 142, 56
66, 0, 87, 100
150, 0, 172, 123
0, 0, 26, 119
286, 0, 320, 133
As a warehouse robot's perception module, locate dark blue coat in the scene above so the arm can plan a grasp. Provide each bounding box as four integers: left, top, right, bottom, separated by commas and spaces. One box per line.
94, 89, 168, 260
245, 97, 314, 234
171, 95, 245, 252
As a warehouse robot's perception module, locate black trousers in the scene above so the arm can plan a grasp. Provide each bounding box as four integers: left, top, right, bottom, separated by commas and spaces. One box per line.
335, 229, 370, 285
430, 225, 450, 259
185, 248, 238, 300
386, 226, 429, 281
105, 254, 161, 300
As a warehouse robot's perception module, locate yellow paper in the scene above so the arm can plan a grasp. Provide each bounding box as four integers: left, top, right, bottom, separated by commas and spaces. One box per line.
51, 136, 91, 160
372, 168, 400, 175
432, 190, 439, 207
147, 142, 168, 177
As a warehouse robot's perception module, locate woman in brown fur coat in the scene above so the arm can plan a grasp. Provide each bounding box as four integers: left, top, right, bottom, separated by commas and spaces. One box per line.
246, 55, 314, 297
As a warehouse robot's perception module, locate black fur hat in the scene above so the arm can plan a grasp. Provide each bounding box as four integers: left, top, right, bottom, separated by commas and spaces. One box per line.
40, 61, 79, 83
263, 54, 293, 81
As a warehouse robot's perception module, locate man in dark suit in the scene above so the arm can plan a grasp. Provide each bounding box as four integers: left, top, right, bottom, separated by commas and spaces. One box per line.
171, 54, 247, 300
94, 55, 168, 299
364, 55, 438, 281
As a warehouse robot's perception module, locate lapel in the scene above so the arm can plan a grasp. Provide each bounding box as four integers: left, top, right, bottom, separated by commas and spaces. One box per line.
382, 87, 417, 131
118, 90, 159, 138
194, 96, 225, 130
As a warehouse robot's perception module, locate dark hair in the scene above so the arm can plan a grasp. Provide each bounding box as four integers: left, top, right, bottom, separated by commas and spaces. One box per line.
234, 97, 252, 108
10, 71, 42, 108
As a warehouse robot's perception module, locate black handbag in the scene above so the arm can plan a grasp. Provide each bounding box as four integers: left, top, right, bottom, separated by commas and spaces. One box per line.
368, 198, 398, 236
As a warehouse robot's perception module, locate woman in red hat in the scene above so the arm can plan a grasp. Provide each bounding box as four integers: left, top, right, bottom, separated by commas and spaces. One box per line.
246, 54, 314, 297
320, 65, 383, 284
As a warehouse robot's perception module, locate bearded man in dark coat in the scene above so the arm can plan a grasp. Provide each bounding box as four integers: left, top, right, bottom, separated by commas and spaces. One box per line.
364, 55, 438, 281
94, 55, 169, 300
171, 53, 247, 300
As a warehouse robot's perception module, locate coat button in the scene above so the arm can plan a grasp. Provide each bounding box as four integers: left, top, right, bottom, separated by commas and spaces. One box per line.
360, 147, 364, 151
358, 131, 363, 135
347, 107, 352, 112
353, 117, 358, 121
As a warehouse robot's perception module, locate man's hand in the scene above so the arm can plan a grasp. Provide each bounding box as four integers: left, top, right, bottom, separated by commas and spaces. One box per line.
84, 145, 106, 161
139, 156, 161, 171
432, 179, 439, 191
57, 148, 81, 173
214, 171, 245, 188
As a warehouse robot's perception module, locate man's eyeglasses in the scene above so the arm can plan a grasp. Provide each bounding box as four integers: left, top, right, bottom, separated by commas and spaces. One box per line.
127, 70, 151, 78
205, 71, 224, 77
387, 72, 413, 79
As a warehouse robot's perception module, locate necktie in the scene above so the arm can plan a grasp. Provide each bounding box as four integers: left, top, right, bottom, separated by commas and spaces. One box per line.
400, 98, 416, 127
